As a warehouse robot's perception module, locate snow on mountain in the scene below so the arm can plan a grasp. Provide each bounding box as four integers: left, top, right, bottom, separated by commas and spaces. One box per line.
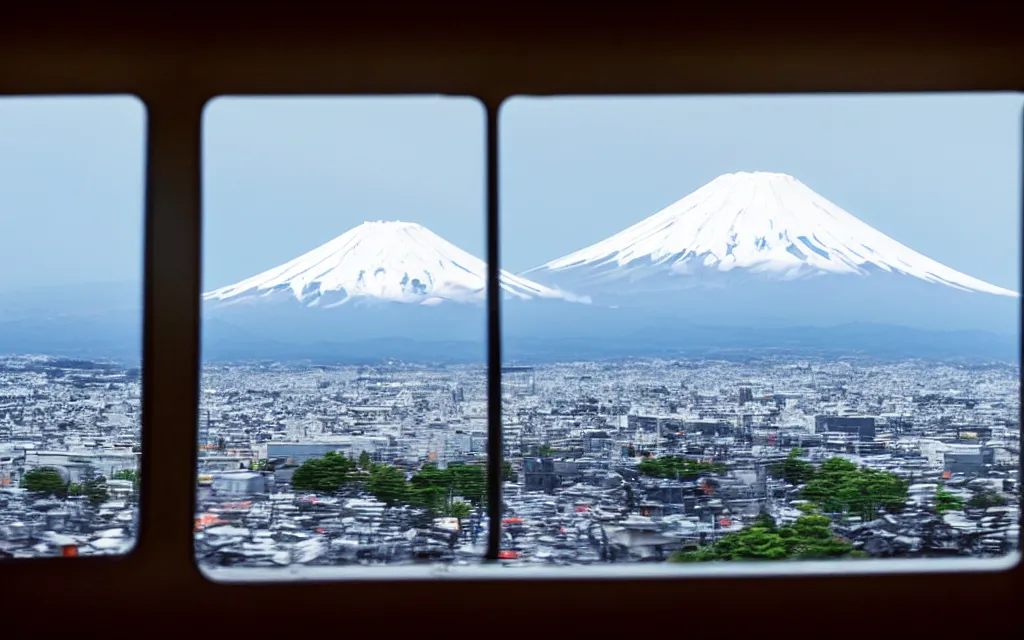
525, 171, 1018, 297
204, 221, 582, 307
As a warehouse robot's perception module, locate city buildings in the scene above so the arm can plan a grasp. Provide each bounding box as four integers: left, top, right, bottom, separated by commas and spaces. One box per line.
1, 353, 1019, 566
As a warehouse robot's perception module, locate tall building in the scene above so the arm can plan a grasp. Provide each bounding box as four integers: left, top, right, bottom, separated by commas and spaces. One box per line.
814, 415, 876, 441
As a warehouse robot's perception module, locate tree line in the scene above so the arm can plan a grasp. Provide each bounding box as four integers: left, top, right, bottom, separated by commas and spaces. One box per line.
289, 451, 513, 518
770, 449, 909, 520
671, 512, 861, 562
645, 449, 913, 562
21, 466, 139, 505
637, 456, 726, 480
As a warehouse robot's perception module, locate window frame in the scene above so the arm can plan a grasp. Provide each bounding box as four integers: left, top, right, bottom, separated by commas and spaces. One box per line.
0, 6, 1022, 626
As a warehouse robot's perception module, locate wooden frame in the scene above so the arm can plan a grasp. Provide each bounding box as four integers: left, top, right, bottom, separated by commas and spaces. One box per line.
0, 4, 1020, 630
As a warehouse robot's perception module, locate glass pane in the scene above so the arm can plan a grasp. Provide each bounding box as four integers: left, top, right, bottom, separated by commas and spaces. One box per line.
198, 96, 488, 577
499, 94, 1021, 568
0, 96, 146, 559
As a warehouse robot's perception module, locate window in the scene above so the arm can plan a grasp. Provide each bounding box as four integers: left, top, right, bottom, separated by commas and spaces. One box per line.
499, 94, 1021, 569
0, 96, 146, 559
4, 12, 1022, 629
197, 96, 491, 577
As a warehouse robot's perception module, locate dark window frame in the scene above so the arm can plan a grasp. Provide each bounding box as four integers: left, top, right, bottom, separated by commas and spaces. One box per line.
0, 5, 1021, 628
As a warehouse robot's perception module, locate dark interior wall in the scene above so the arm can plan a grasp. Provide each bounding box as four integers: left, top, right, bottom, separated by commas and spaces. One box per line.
0, 3, 1021, 633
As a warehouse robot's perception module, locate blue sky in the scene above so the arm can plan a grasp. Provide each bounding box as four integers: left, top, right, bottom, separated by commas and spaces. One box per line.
501, 93, 1023, 290
0, 93, 1020, 294
202, 96, 485, 290
0, 96, 145, 294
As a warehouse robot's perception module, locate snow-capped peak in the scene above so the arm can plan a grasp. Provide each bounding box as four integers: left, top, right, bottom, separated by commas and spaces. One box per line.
527, 171, 1017, 297
205, 220, 582, 307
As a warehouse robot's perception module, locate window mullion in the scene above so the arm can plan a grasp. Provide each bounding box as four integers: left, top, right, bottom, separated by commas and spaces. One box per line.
485, 100, 503, 561
138, 91, 205, 571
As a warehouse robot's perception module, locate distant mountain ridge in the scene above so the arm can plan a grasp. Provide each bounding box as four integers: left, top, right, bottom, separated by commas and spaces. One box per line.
0, 172, 1017, 362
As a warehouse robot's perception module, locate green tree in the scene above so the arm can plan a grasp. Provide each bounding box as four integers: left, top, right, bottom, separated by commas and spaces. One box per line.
753, 511, 777, 531
365, 463, 409, 506
447, 501, 472, 519
670, 515, 853, 562
967, 491, 1007, 509
357, 451, 373, 471
709, 526, 790, 561
934, 487, 964, 513
81, 473, 109, 506
450, 464, 487, 503
771, 449, 816, 485
802, 458, 907, 520
538, 443, 553, 457
407, 463, 488, 514
637, 456, 725, 480
407, 464, 452, 513
21, 468, 68, 498
112, 469, 139, 483
783, 515, 854, 558
112, 469, 141, 503
290, 451, 358, 493
502, 460, 516, 482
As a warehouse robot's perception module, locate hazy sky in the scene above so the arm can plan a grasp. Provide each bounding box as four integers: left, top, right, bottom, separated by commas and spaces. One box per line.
502, 94, 1023, 290
203, 96, 485, 290
0, 93, 1020, 294
0, 96, 145, 294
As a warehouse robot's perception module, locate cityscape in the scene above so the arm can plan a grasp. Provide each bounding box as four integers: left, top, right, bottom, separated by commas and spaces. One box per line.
0, 355, 140, 558
2, 352, 1018, 568
192, 356, 1019, 568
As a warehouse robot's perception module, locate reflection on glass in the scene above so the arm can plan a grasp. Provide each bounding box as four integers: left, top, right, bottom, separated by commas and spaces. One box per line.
0, 96, 146, 559
498, 94, 1021, 566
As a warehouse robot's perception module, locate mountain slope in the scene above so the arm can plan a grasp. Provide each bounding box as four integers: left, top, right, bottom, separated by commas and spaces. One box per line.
525, 171, 1017, 297
206, 220, 581, 307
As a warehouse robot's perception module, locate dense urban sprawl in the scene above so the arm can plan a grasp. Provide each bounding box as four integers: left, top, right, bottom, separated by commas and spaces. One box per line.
1, 354, 1019, 568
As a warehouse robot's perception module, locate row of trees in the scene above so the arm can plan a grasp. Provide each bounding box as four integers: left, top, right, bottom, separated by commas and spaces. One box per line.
672, 452, 913, 562
775, 449, 1013, 517
289, 451, 511, 518
681, 451, 1015, 563
21, 467, 110, 506
637, 456, 727, 480
933, 487, 964, 513
967, 491, 1007, 509
670, 512, 861, 562
537, 443, 572, 457
772, 451, 909, 520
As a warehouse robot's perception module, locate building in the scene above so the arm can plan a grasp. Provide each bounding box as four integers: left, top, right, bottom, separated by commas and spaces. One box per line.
685, 420, 732, 436
262, 437, 389, 466
501, 366, 536, 395
23, 449, 138, 484
815, 415, 876, 441
211, 471, 268, 497
944, 446, 995, 475
583, 430, 615, 454
524, 458, 557, 493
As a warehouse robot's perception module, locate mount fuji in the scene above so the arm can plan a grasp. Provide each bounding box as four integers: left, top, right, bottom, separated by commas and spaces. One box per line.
514, 171, 1019, 339
206, 220, 580, 308
526, 171, 1016, 297
202, 221, 581, 359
